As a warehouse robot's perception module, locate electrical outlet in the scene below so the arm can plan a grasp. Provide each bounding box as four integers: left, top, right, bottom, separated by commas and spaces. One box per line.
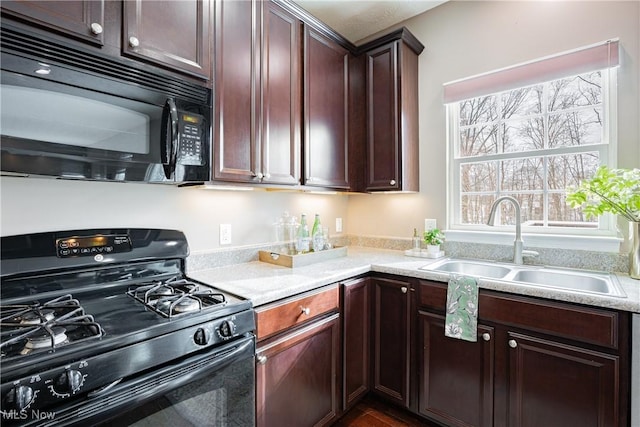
424, 219, 437, 232
335, 218, 343, 233
219, 224, 232, 245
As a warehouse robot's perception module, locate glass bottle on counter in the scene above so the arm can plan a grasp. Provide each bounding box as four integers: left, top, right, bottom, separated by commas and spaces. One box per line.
295, 214, 311, 254
311, 214, 325, 252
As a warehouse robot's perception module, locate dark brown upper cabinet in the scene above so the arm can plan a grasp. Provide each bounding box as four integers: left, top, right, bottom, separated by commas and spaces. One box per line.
122, 0, 211, 79
1, 0, 106, 46
213, 0, 301, 185
303, 27, 351, 189
361, 29, 423, 192
1, 0, 212, 81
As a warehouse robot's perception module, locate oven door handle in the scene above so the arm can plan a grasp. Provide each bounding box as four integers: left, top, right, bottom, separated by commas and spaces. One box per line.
86, 378, 123, 398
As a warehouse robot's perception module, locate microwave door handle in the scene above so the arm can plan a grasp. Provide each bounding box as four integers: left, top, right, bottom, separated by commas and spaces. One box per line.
161, 98, 179, 179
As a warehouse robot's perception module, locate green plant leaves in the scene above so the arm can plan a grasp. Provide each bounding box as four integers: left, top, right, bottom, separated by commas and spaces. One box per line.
566, 166, 640, 222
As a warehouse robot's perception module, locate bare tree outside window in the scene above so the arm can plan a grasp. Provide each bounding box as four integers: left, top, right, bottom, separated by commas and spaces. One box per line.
454, 71, 606, 229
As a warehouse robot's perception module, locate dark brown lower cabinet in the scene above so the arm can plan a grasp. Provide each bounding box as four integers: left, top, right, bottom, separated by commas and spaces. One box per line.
371, 276, 412, 408
417, 280, 630, 427
505, 332, 619, 427
256, 314, 340, 427
342, 277, 370, 410
419, 311, 494, 427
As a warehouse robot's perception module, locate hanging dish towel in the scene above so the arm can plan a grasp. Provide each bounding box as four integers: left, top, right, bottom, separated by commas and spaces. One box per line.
444, 275, 479, 342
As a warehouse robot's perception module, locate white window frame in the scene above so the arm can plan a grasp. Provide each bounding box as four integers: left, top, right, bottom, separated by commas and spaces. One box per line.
444, 51, 620, 251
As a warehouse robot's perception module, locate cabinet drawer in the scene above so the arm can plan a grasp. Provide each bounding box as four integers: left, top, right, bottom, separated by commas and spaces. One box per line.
256, 285, 339, 340
480, 291, 619, 349
418, 280, 620, 349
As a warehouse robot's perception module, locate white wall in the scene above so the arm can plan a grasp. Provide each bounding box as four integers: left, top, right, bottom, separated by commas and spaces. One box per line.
348, 0, 640, 240
0, 177, 348, 253
1, 1, 638, 251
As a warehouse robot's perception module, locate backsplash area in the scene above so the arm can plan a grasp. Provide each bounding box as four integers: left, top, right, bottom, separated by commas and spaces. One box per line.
188, 234, 630, 274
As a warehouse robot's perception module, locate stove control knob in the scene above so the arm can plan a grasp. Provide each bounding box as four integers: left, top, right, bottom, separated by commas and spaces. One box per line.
217, 320, 236, 339
55, 370, 84, 395
5, 385, 35, 411
194, 327, 211, 346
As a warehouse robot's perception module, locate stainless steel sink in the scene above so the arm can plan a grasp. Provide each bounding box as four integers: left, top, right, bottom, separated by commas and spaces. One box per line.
420, 259, 512, 279
506, 269, 624, 296
420, 258, 626, 297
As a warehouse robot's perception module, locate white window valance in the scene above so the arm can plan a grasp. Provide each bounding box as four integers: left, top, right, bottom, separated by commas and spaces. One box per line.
443, 39, 619, 104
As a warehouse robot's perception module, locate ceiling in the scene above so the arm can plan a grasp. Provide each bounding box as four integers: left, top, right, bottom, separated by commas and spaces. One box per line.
292, 0, 447, 44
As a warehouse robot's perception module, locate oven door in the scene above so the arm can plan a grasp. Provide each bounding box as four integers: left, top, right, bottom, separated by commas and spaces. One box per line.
35, 335, 255, 427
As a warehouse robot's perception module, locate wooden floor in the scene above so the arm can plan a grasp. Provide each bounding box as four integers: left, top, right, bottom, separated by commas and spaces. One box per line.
333, 395, 442, 427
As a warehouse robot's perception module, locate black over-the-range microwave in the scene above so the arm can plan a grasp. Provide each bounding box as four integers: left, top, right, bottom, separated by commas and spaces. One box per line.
0, 22, 211, 184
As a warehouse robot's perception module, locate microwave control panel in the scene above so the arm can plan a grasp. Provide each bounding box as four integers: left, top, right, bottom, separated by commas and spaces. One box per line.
177, 112, 205, 166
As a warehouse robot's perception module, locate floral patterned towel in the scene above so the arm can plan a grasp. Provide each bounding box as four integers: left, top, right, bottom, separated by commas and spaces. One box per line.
444, 275, 478, 342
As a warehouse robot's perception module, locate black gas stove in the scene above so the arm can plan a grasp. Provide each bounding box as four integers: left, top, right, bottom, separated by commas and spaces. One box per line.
0, 229, 255, 426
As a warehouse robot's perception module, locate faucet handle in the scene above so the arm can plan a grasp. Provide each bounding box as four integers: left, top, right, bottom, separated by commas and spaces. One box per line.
522, 249, 539, 259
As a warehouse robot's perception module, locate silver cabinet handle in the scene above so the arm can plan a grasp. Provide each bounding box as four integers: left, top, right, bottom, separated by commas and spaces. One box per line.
390, 179, 396, 186
401, 286, 408, 294
482, 333, 491, 341
129, 36, 140, 47
256, 355, 267, 365
256, 172, 264, 179
264, 173, 271, 179
301, 307, 310, 316
90, 23, 103, 35
508, 339, 518, 348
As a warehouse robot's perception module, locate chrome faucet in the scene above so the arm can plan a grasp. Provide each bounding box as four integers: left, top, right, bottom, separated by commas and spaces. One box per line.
487, 196, 538, 264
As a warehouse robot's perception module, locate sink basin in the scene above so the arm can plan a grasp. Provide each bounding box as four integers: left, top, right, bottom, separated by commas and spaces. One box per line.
506, 269, 624, 296
421, 259, 512, 279
420, 258, 626, 298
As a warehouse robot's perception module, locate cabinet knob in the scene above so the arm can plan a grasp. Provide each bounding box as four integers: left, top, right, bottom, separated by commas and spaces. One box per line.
256, 172, 264, 179
90, 22, 103, 35
390, 179, 396, 186
256, 354, 267, 365
400, 286, 408, 294
301, 307, 310, 316
508, 339, 518, 348
129, 36, 140, 48
482, 333, 491, 341
264, 173, 271, 179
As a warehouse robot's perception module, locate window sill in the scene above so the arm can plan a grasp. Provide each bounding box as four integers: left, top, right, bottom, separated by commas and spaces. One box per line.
444, 230, 622, 253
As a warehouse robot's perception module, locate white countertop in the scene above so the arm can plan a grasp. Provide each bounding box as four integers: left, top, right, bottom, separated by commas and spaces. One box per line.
189, 247, 640, 313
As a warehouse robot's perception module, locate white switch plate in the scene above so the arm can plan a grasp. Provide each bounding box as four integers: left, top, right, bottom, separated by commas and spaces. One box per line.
424, 219, 437, 232
335, 218, 343, 233
220, 224, 232, 245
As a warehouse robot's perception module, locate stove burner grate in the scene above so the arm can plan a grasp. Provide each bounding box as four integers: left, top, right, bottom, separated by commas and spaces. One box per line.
127, 276, 227, 318
0, 294, 104, 358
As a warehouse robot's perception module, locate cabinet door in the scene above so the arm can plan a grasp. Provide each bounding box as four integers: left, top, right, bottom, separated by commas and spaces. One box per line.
213, 0, 260, 182
122, 0, 211, 79
256, 314, 340, 427
342, 277, 370, 410
304, 27, 350, 189
506, 332, 619, 427
1, 0, 105, 46
261, 1, 301, 185
419, 311, 494, 427
365, 41, 399, 190
372, 276, 411, 407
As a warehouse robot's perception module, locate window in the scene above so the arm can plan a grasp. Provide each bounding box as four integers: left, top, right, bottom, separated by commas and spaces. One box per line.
445, 41, 618, 235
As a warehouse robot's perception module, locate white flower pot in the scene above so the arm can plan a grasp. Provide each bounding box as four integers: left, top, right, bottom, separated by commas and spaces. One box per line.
427, 244, 440, 254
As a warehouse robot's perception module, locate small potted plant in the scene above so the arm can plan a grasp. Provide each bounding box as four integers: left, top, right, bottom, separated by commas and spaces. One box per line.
423, 228, 445, 254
